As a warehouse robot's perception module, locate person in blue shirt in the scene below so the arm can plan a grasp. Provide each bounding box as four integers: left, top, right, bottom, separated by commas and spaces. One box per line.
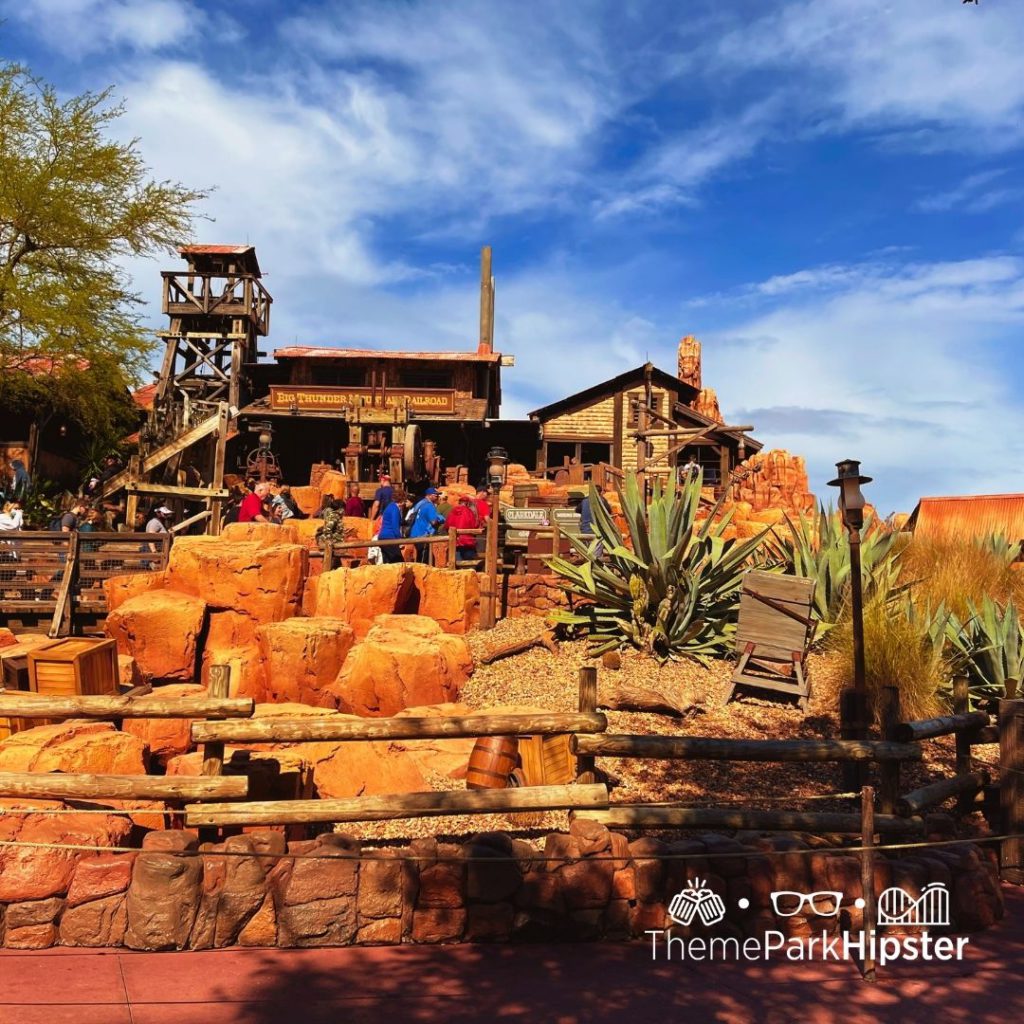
377, 494, 405, 563
408, 487, 445, 563
369, 473, 394, 523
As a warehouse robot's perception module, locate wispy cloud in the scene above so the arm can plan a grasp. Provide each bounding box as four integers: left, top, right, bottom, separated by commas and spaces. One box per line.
915, 170, 1024, 214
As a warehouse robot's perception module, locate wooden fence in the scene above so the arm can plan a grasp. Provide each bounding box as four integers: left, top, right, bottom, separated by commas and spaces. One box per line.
0, 530, 171, 634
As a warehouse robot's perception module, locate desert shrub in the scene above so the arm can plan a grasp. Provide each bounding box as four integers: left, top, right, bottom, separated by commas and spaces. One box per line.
900, 535, 1024, 621
827, 590, 948, 723
947, 596, 1024, 706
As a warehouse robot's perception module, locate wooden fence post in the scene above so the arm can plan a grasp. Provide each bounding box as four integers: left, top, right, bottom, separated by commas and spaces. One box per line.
48, 531, 79, 639
860, 785, 876, 984
577, 666, 597, 784
953, 676, 973, 815
878, 686, 901, 815
447, 527, 457, 569
999, 698, 1024, 883
200, 663, 232, 843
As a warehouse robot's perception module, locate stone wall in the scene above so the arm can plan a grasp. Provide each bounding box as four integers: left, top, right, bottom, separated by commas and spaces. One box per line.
0, 822, 1003, 949
504, 573, 570, 618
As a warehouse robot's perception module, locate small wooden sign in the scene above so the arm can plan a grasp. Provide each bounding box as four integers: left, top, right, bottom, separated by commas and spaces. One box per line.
269, 385, 456, 414
504, 508, 548, 526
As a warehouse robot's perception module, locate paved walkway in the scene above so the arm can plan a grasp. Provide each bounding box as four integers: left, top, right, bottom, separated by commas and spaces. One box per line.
2, 887, 1022, 1024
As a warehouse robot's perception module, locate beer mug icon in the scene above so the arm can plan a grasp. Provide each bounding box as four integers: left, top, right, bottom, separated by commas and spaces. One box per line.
668, 878, 727, 927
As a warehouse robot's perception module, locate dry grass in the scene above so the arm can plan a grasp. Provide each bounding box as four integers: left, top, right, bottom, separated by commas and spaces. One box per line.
900, 536, 1024, 620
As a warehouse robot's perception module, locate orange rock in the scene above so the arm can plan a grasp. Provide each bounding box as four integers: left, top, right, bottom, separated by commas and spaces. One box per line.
693, 386, 721, 422
221, 522, 300, 545
290, 486, 322, 516
166, 538, 307, 625
105, 589, 207, 683
117, 654, 141, 689
200, 645, 267, 701
0, 628, 18, 648
0, 721, 148, 774
0, 806, 132, 902
392, 703, 478, 780
289, 518, 326, 550
312, 563, 415, 637
102, 571, 169, 613
333, 615, 473, 716
318, 470, 349, 500
256, 617, 356, 708
122, 683, 204, 766
677, 334, 702, 391
312, 730, 428, 799
207, 609, 261, 650
409, 564, 480, 634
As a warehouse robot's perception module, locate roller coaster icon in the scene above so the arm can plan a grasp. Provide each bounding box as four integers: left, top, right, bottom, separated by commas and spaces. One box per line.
877, 882, 950, 927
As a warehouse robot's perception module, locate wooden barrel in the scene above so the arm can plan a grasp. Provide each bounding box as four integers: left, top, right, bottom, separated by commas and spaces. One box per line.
466, 736, 518, 790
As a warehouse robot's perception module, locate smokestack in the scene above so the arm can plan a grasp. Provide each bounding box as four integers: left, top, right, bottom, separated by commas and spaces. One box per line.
478, 245, 495, 355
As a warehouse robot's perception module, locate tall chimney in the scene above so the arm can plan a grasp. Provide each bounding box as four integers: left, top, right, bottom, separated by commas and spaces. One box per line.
677, 334, 702, 391
478, 245, 494, 355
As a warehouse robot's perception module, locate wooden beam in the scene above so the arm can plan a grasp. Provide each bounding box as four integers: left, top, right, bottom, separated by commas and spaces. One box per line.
185, 783, 609, 827
574, 805, 922, 835
192, 711, 608, 745
140, 412, 222, 474
47, 531, 78, 639
571, 733, 922, 762
0, 694, 254, 720
896, 771, 988, 818
127, 483, 229, 499
893, 711, 990, 743
0, 771, 247, 802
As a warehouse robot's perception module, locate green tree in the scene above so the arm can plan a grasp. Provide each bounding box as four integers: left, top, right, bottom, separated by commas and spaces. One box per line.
0, 62, 207, 446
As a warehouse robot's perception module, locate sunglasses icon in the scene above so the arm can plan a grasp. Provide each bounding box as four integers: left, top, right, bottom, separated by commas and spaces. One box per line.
771, 891, 843, 917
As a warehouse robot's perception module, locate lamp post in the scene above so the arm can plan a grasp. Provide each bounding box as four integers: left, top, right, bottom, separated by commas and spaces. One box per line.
828, 459, 872, 788
481, 446, 508, 630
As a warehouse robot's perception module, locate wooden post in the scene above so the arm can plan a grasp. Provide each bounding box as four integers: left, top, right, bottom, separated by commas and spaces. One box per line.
551, 521, 560, 560
878, 686, 901, 815
953, 676, 972, 815
999, 698, 1024, 883
860, 785, 877, 983
125, 454, 141, 530
200, 663, 231, 842
577, 666, 598, 784
209, 402, 229, 536
481, 495, 500, 630
447, 527, 457, 569
840, 687, 868, 792
48, 531, 79, 639
478, 245, 494, 354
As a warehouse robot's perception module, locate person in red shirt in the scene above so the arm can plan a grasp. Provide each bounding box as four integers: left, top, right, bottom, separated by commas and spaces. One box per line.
445, 495, 480, 566
473, 487, 491, 522
343, 481, 366, 518
238, 482, 271, 523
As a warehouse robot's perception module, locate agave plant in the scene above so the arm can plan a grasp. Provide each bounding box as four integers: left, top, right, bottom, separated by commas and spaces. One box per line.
545, 471, 771, 664
946, 596, 1024, 703
775, 504, 902, 637
974, 532, 1024, 565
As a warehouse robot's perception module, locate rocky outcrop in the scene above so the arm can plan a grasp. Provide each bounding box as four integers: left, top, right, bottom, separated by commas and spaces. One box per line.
731, 448, 815, 517
677, 334, 702, 391
311, 728, 429, 799
256, 617, 356, 707
102, 571, 170, 613
124, 831, 203, 950
121, 684, 204, 767
0, 721, 148, 775
332, 615, 473, 717
105, 589, 206, 683
311, 564, 415, 637
408, 565, 480, 634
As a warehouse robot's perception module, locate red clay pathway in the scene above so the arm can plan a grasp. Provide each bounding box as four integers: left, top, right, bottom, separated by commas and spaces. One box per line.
2, 887, 1021, 1024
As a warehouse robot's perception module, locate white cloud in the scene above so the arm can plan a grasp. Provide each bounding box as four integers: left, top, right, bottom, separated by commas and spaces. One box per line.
915, 170, 1023, 214
702, 255, 1024, 512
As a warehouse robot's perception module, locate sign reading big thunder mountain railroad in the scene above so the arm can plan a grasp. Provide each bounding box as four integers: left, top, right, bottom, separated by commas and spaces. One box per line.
269, 385, 456, 414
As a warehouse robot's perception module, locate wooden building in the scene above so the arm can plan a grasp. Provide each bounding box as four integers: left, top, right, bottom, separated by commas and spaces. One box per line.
528, 357, 760, 488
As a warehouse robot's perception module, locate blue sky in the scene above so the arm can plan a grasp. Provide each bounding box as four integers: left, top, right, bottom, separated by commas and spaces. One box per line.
2, 0, 1023, 513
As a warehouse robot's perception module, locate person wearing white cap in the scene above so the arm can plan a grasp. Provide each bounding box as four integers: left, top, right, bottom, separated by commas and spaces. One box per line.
144, 505, 173, 554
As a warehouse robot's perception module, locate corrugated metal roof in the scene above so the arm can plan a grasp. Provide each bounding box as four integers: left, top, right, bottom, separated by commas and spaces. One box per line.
272, 346, 501, 363
909, 494, 1024, 542
132, 383, 157, 410
178, 245, 254, 255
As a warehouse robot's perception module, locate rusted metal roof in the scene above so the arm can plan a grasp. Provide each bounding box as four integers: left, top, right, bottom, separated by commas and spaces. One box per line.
132, 383, 157, 410
178, 245, 261, 275
272, 346, 501, 363
909, 494, 1024, 542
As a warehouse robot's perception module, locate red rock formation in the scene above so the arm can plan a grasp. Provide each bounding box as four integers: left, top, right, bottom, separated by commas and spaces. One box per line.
693, 386, 722, 422
105, 589, 207, 682
256, 617, 356, 707
730, 448, 816, 517
677, 334, 702, 391
408, 564, 481, 634
0, 721, 148, 774
312, 731, 429, 799
312, 563, 415, 637
102, 571, 170, 613
333, 615, 473, 717
121, 683, 205, 766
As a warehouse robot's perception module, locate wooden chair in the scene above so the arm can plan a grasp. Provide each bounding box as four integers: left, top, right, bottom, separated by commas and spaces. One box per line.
725, 570, 817, 710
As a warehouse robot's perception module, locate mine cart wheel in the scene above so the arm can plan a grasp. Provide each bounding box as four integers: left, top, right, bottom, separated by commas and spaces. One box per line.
403, 423, 422, 477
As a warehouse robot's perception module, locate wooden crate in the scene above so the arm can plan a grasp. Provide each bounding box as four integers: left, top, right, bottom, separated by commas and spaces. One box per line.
517, 733, 575, 786
0, 690, 53, 740
28, 638, 119, 697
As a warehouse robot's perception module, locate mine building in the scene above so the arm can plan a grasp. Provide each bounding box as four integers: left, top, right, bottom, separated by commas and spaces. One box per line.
528, 337, 760, 491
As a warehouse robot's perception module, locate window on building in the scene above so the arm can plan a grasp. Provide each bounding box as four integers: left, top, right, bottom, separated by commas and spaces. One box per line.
398, 369, 453, 389
311, 365, 367, 387
627, 391, 661, 428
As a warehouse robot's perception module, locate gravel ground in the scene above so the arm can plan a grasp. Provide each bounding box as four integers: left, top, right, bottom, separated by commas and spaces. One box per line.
342, 617, 997, 846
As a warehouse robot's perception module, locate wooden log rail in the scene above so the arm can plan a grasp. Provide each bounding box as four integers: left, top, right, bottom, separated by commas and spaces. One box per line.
185, 782, 609, 827
0, 694, 255, 720
192, 711, 607, 746
896, 771, 989, 818
572, 734, 922, 763
0, 772, 247, 802
893, 711, 990, 743
574, 805, 922, 836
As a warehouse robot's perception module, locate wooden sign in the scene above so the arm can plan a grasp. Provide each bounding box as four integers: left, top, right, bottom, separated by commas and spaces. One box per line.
504, 508, 548, 527
269, 386, 456, 414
